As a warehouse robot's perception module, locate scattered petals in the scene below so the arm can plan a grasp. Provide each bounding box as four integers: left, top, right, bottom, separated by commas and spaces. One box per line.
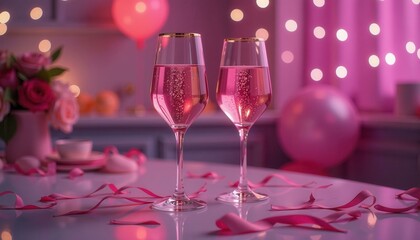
67, 168, 84, 179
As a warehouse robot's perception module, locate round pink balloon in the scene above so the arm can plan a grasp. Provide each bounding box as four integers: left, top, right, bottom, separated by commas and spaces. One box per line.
278, 85, 360, 168
112, 0, 169, 48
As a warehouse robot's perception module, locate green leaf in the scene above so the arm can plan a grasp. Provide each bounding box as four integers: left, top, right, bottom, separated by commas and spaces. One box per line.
35, 68, 51, 82
48, 67, 67, 77
50, 47, 63, 63
16, 71, 28, 81
0, 114, 17, 143
6, 55, 16, 69
4, 88, 16, 105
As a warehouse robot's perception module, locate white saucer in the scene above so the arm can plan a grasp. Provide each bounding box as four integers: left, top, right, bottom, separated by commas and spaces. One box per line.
55, 158, 106, 172
46, 151, 105, 165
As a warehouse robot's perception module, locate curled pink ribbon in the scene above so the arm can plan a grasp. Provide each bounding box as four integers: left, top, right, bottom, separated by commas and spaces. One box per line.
41, 183, 207, 217
14, 161, 56, 177
40, 183, 120, 202
110, 219, 160, 226
54, 195, 154, 217
229, 173, 332, 189
271, 190, 376, 211
215, 212, 347, 234
0, 191, 56, 210
187, 171, 224, 180
272, 188, 420, 214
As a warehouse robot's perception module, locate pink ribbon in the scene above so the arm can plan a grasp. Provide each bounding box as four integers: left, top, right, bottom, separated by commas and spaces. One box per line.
40, 183, 120, 202
14, 161, 56, 176
124, 148, 148, 165
229, 173, 332, 189
0, 191, 56, 210
54, 195, 154, 217
272, 190, 376, 211
215, 212, 348, 234
187, 171, 224, 180
272, 188, 420, 214
40, 183, 207, 217
374, 187, 420, 213
110, 219, 160, 226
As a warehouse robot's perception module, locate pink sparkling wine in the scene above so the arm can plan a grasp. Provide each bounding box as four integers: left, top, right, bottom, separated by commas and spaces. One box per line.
217, 66, 271, 128
151, 64, 208, 129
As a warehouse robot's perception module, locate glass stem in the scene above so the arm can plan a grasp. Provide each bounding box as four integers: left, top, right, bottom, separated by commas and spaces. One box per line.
238, 127, 250, 192
174, 129, 186, 198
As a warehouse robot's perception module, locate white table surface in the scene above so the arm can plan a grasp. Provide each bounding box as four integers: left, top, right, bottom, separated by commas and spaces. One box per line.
0, 159, 418, 240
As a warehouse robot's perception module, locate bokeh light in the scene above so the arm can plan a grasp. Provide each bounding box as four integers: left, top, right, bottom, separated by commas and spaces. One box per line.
0, 23, 7, 36
1, 230, 12, 240
69, 85, 81, 97
385, 52, 396, 65
313, 0, 325, 7
256, 0, 270, 8
369, 23, 380, 35
230, 9, 244, 22
336, 29, 348, 41
417, 49, 420, 60
336, 66, 348, 78
285, 19, 298, 32
313, 26, 326, 39
412, 0, 420, 5
0, 11, 10, 24
281, 50, 294, 63
406, 41, 416, 54
255, 28, 269, 40
30, 7, 43, 20
369, 55, 380, 67
135, 2, 147, 13
310, 68, 323, 81
38, 39, 51, 53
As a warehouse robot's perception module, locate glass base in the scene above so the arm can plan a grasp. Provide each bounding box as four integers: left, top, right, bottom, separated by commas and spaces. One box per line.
217, 188, 269, 203
152, 195, 207, 212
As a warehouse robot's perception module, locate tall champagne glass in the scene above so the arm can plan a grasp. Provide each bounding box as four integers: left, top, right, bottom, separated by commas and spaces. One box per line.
150, 33, 208, 211
216, 37, 272, 203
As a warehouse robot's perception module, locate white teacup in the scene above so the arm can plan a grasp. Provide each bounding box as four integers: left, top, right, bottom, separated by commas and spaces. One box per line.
56, 139, 93, 160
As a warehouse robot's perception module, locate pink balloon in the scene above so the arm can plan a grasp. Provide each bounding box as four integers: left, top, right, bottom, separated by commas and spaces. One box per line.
112, 0, 169, 48
278, 85, 360, 168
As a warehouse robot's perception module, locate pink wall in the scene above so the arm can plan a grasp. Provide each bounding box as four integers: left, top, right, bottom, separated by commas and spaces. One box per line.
0, 0, 278, 114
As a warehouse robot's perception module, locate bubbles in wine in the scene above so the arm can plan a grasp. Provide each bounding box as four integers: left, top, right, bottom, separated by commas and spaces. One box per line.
165, 67, 186, 122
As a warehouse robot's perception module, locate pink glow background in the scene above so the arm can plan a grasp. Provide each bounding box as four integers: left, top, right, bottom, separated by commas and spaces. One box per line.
1, 0, 419, 113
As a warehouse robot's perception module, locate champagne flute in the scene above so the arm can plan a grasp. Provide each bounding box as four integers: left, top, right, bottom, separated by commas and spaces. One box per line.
216, 37, 272, 203
150, 33, 208, 211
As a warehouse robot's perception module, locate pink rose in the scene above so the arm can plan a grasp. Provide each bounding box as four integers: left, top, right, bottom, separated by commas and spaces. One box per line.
16, 52, 51, 76
49, 96, 79, 133
0, 87, 10, 122
0, 68, 18, 89
49, 80, 79, 133
18, 79, 56, 112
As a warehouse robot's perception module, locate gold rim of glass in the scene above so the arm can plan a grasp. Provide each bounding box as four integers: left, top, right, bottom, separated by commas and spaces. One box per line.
225, 37, 264, 42
159, 33, 201, 38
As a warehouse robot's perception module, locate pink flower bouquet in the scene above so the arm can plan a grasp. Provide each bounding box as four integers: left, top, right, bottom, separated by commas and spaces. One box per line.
0, 47, 79, 142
